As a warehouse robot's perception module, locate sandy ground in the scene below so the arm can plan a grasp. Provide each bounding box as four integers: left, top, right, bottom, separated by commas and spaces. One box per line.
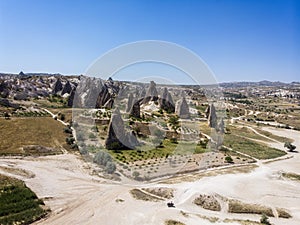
0, 128, 300, 225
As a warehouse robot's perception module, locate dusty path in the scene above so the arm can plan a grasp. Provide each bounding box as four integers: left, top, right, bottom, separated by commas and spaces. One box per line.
0, 128, 300, 225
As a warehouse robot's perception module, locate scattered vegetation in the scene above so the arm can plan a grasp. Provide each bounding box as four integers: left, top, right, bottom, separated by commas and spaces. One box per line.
276, 208, 292, 219
260, 214, 271, 225
168, 115, 180, 133
130, 189, 163, 202
193, 194, 221, 211
165, 220, 185, 225
93, 150, 116, 174
141, 187, 174, 199
228, 199, 273, 217
282, 172, 300, 181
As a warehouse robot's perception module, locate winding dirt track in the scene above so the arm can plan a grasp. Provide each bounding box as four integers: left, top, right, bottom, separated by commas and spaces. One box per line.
0, 128, 300, 225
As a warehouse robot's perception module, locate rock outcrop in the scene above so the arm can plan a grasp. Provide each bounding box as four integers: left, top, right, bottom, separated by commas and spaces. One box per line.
14, 92, 29, 101
52, 78, 63, 94
67, 87, 76, 107
95, 85, 111, 108
160, 87, 175, 113
130, 100, 140, 118
207, 104, 217, 128
143, 81, 158, 104
105, 108, 139, 150
61, 81, 72, 95
176, 97, 190, 119
103, 98, 114, 109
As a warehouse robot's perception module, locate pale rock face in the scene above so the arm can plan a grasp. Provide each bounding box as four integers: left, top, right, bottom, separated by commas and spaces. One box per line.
176, 96, 190, 119
143, 81, 158, 104
126, 93, 134, 112
217, 118, 225, 134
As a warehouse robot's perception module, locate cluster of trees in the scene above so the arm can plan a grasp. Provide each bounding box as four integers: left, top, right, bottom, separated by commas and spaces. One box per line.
168, 115, 180, 133
93, 150, 116, 174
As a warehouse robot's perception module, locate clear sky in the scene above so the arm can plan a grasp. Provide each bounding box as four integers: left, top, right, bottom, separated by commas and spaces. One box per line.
0, 0, 299, 83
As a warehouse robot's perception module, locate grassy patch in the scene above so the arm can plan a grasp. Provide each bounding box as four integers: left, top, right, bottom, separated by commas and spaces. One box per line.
276, 208, 292, 218
165, 220, 185, 225
282, 172, 300, 181
0, 117, 72, 155
130, 189, 163, 202
227, 125, 270, 142
223, 218, 262, 225
228, 199, 273, 217
224, 134, 286, 159
198, 122, 211, 135
0, 175, 48, 225
252, 127, 293, 143
0, 166, 34, 178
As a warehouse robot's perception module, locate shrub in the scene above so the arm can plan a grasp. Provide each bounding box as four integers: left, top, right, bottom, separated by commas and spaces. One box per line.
132, 171, 140, 180
225, 156, 233, 163
66, 137, 75, 145
60, 114, 65, 121
260, 214, 271, 225
105, 161, 116, 174
64, 127, 72, 134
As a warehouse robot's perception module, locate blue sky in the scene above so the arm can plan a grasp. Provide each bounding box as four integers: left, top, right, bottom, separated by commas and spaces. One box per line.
0, 0, 299, 83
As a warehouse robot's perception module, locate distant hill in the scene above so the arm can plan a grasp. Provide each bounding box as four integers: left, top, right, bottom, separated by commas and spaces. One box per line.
219, 80, 293, 88
0, 72, 298, 88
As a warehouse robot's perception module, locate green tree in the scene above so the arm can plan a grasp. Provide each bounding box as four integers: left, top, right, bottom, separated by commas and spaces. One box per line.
132, 171, 140, 180
105, 161, 116, 174
225, 156, 233, 163
168, 115, 180, 133
260, 214, 271, 225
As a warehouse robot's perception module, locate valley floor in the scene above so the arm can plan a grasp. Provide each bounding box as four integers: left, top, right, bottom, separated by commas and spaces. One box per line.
0, 128, 300, 225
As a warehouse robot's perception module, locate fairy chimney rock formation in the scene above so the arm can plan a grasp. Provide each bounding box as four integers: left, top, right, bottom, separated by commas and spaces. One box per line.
61, 81, 72, 95
67, 87, 76, 107
160, 87, 175, 113
143, 81, 158, 104
95, 85, 111, 108
208, 104, 217, 128
105, 108, 139, 150
130, 99, 140, 118
176, 97, 190, 119
52, 78, 63, 94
